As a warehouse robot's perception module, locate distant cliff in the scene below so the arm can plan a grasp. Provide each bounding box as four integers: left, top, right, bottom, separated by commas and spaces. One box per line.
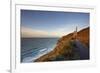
35, 27, 89, 62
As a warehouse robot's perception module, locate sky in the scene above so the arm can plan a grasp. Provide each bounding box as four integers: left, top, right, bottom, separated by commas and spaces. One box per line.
21, 10, 89, 38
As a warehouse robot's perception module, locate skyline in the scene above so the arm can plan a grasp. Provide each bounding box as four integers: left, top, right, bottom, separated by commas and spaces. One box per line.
21, 10, 89, 38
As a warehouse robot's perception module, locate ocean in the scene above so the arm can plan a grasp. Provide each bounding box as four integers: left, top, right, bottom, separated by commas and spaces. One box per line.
21, 38, 59, 63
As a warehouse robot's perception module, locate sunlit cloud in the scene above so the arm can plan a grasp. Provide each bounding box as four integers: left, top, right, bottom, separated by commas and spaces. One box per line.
21, 26, 71, 38
21, 27, 49, 38
21, 27, 64, 38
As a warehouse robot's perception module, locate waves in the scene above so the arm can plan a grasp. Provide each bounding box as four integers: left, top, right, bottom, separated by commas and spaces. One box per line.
22, 47, 54, 63
21, 38, 59, 63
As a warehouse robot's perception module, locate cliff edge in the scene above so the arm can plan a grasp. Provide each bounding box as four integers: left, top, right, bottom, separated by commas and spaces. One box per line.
35, 27, 89, 62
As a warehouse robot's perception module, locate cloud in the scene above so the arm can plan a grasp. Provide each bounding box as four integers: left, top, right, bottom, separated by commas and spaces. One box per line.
21, 27, 49, 38
21, 27, 63, 38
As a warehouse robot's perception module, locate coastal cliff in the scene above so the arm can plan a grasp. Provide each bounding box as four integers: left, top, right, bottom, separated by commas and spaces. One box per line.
35, 27, 89, 62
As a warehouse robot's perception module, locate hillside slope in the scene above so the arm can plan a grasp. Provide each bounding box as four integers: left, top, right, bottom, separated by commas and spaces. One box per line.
35, 27, 89, 62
